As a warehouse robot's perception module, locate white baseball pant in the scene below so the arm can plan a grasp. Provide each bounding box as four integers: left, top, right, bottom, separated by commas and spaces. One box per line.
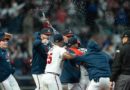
79, 66, 90, 90
87, 77, 110, 90
0, 74, 20, 90
62, 83, 82, 90
32, 74, 44, 90
68, 83, 82, 90
42, 73, 62, 90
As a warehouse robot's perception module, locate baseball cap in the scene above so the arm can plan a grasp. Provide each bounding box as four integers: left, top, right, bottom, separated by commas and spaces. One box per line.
40, 28, 52, 35
122, 30, 130, 38
68, 37, 78, 46
63, 29, 73, 37
0, 32, 12, 41
54, 34, 63, 43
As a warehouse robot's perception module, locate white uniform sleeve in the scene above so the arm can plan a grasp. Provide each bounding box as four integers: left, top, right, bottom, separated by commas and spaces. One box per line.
60, 48, 67, 57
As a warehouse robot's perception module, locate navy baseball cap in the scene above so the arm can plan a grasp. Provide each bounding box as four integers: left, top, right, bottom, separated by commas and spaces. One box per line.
68, 37, 78, 46
122, 30, 130, 38
63, 29, 73, 37
54, 34, 63, 43
40, 28, 52, 35
0, 32, 12, 40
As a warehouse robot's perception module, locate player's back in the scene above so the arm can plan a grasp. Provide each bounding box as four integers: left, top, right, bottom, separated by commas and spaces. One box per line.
45, 45, 66, 75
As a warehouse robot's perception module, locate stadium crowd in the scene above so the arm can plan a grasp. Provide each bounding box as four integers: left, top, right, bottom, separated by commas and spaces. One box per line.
0, 0, 130, 79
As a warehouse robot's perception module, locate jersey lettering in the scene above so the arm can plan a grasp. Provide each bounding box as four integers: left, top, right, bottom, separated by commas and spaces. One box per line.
47, 53, 52, 64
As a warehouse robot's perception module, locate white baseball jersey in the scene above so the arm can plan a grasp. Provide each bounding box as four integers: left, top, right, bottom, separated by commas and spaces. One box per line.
45, 45, 67, 75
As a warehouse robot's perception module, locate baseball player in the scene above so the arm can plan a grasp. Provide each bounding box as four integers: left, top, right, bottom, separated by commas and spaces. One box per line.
61, 37, 84, 90
31, 28, 52, 90
78, 48, 90, 90
42, 34, 75, 90
74, 31, 112, 90
61, 30, 77, 90
0, 32, 20, 90
61, 30, 89, 90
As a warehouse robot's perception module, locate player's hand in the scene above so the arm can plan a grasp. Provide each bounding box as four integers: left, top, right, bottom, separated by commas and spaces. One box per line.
109, 81, 114, 90
42, 39, 49, 45
5, 32, 12, 39
30, 59, 32, 66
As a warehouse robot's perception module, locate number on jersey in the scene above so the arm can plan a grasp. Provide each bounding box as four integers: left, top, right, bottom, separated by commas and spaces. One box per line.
47, 53, 52, 64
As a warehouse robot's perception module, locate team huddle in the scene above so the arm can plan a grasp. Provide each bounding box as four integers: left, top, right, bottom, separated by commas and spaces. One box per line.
1, 28, 130, 90
31, 29, 90, 90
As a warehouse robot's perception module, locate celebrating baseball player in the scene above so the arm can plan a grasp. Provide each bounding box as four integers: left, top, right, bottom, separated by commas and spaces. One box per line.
31, 28, 52, 90
74, 30, 112, 90
60, 29, 89, 90
0, 32, 20, 90
42, 34, 76, 90
61, 37, 84, 90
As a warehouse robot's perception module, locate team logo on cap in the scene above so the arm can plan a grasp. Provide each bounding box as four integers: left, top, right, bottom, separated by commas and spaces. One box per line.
47, 29, 50, 32
69, 30, 72, 33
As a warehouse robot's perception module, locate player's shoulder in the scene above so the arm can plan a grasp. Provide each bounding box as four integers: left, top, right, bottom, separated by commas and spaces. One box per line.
57, 47, 67, 55
54, 45, 65, 49
60, 47, 67, 52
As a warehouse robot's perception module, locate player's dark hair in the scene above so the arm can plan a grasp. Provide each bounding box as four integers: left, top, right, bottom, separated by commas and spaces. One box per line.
53, 34, 63, 43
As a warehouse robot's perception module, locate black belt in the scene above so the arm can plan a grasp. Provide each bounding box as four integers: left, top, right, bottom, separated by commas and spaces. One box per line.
46, 72, 60, 76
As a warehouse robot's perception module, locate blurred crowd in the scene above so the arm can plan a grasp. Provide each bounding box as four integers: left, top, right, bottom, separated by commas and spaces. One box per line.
0, 0, 130, 75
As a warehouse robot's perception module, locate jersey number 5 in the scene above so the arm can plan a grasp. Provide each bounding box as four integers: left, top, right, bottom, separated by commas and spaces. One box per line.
47, 53, 52, 64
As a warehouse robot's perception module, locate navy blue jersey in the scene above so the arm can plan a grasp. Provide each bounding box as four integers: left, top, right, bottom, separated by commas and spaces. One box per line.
60, 48, 83, 83
75, 40, 112, 81
0, 48, 12, 82
31, 32, 49, 74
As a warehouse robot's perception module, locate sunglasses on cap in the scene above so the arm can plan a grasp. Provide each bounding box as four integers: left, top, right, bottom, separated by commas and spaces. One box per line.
65, 34, 73, 38
44, 33, 52, 36
0, 38, 9, 41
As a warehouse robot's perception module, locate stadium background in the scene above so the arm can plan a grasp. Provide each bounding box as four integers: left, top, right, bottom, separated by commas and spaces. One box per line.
0, 0, 130, 89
